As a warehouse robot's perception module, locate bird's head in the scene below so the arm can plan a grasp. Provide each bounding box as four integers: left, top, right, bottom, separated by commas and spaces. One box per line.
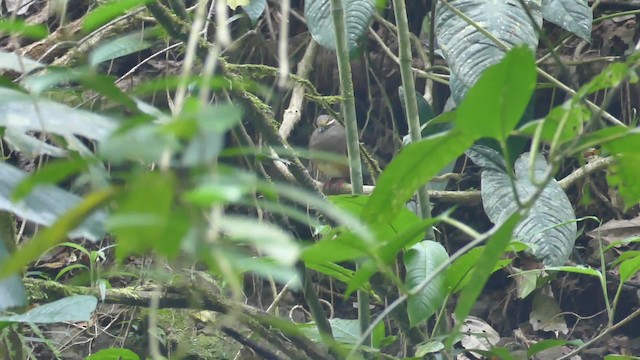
315, 115, 337, 132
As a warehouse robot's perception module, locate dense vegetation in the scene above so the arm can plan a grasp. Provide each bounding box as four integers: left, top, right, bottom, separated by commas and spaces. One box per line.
1, 0, 640, 359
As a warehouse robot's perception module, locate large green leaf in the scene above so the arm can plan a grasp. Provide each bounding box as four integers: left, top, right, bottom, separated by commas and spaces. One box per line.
399, 88, 455, 191
0, 236, 26, 310
83, 0, 154, 32
467, 148, 577, 266
107, 172, 188, 260
300, 318, 385, 348
0, 295, 97, 323
89, 30, 155, 67
541, 0, 592, 41
435, 0, 541, 103
456, 46, 536, 142
451, 212, 521, 344
0, 51, 45, 73
363, 129, 475, 226
0, 87, 118, 158
242, 0, 267, 24
517, 100, 588, 145
86, 348, 140, 360
0, 163, 107, 241
405, 240, 449, 327
603, 130, 640, 208
219, 216, 300, 266
0, 187, 115, 278
304, 0, 375, 51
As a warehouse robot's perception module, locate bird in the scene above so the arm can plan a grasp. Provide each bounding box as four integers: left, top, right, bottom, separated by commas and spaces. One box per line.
308, 114, 350, 182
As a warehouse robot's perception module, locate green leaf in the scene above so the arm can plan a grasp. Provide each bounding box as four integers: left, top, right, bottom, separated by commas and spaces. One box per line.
577, 62, 638, 98
306, 261, 357, 286
603, 130, 640, 208
541, 0, 592, 41
230, 253, 300, 288
0, 295, 97, 323
405, 241, 449, 326
569, 126, 629, 156
329, 194, 422, 247
175, 102, 243, 166
363, 129, 474, 226
451, 212, 520, 344
456, 46, 537, 142
415, 340, 445, 357
604, 355, 639, 360
467, 150, 577, 266
100, 123, 180, 164
242, 0, 267, 24
78, 73, 138, 111
12, 156, 91, 201
300, 317, 385, 348
301, 231, 370, 263
86, 348, 140, 360
517, 101, 588, 145
435, 2, 541, 103
542, 265, 603, 278
444, 246, 513, 293
218, 216, 300, 266
0, 87, 118, 142
108, 173, 187, 259
0, 230, 26, 310
345, 216, 442, 296
0, 51, 45, 73
398, 87, 438, 140
0, 163, 108, 242
304, 0, 375, 51
83, 0, 154, 33
0, 19, 48, 39
619, 255, 640, 284
527, 338, 584, 358
89, 30, 156, 66
0, 188, 115, 278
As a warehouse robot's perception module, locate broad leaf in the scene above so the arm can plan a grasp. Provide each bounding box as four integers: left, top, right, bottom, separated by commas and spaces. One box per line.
450, 212, 521, 345
83, 0, 154, 32
0, 163, 107, 241
435, 0, 541, 103
0, 87, 118, 149
0, 51, 45, 73
0, 220, 26, 309
346, 216, 442, 296
602, 130, 640, 208
363, 129, 474, 226
0, 188, 115, 278
456, 46, 536, 142
0, 295, 97, 323
218, 216, 300, 266
108, 172, 188, 260
541, 0, 592, 41
467, 148, 577, 266
405, 240, 449, 326
89, 30, 155, 66
300, 318, 385, 348
304, 0, 375, 51
518, 101, 588, 145
0, 19, 47, 39
86, 348, 140, 360
242, 0, 267, 24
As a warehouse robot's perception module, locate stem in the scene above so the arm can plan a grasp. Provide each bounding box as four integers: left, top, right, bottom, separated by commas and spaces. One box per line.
330, 0, 369, 349
392, 0, 435, 239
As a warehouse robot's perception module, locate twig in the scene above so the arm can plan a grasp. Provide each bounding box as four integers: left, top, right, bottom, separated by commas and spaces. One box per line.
323, 155, 613, 205
279, 40, 318, 140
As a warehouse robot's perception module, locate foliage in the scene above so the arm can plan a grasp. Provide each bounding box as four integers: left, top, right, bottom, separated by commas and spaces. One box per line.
0, 0, 639, 359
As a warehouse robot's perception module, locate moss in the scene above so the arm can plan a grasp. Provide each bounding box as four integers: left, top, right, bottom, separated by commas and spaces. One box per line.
154, 308, 240, 360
